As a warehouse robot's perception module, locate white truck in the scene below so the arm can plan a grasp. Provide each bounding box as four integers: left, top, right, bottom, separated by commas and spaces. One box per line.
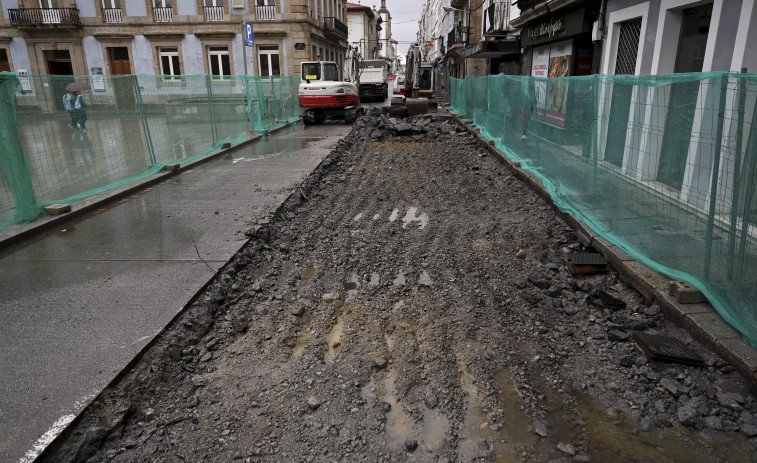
358, 59, 388, 102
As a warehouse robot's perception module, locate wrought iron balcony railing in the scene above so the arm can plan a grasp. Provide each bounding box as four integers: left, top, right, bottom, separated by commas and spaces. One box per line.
103, 7, 122, 23
255, 5, 276, 20
447, 28, 465, 49
323, 16, 348, 40
153, 6, 173, 22
8, 8, 81, 26
204, 6, 224, 21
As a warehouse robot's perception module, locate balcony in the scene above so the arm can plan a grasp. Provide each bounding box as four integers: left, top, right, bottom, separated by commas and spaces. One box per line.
484, 2, 508, 35
323, 16, 348, 41
255, 5, 276, 20
103, 7, 122, 23
204, 6, 224, 21
446, 27, 466, 51
8, 8, 81, 27
153, 7, 173, 22
450, 0, 466, 10
514, 0, 546, 10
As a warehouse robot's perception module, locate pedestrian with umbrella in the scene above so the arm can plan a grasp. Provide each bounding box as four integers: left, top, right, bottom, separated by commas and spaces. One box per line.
65, 82, 90, 131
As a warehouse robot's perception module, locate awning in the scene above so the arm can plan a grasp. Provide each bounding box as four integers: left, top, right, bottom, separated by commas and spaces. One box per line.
463, 39, 520, 59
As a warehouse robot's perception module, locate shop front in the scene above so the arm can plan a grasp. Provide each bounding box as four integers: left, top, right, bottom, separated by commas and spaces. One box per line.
516, 2, 599, 151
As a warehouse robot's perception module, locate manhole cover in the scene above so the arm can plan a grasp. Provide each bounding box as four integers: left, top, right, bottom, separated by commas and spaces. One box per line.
632, 332, 704, 366
568, 253, 608, 274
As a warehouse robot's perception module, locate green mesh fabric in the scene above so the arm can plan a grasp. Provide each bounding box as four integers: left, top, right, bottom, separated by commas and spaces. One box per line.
450, 72, 757, 346
0, 73, 300, 231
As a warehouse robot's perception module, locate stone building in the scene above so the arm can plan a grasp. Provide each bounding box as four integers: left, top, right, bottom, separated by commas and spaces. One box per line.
0, 0, 349, 79
346, 1, 378, 58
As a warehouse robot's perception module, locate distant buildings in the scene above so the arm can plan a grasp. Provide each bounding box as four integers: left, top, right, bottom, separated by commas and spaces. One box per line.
0, 0, 351, 79
418, 0, 756, 79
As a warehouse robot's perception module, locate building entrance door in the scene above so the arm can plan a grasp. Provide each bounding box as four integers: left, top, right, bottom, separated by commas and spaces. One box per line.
45, 49, 74, 110
109, 47, 135, 109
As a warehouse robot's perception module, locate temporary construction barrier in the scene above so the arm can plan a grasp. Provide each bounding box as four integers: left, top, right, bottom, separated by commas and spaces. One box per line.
449, 72, 757, 346
0, 72, 300, 231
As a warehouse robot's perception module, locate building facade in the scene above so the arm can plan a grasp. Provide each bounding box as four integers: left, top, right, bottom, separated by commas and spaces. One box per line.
346, 1, 377, 58
0, 0, 349, 81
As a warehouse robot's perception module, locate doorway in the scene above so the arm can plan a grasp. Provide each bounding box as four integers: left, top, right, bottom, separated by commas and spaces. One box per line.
658, 3, 713, 190
45, 49, 74, 110
108, 47, 135, 109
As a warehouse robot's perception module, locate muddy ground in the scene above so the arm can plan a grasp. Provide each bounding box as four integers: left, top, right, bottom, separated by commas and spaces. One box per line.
42, 110, 757, 463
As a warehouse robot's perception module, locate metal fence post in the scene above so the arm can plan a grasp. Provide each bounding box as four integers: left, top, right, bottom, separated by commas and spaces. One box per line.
727, 74, 747, 279
132, 75, 156, 165
206, 74, 218, 144
704, 73, 730, 279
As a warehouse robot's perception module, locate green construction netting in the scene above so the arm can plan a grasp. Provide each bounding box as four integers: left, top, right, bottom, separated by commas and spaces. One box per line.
449, 72, 757, 346
0, 72, 300, 231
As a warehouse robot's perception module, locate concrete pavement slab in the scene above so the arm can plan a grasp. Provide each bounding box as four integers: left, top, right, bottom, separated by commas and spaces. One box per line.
0, 122, 352, 463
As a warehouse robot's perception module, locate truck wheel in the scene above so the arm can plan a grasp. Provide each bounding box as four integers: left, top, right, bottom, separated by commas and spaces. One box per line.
303, 110, 317, 126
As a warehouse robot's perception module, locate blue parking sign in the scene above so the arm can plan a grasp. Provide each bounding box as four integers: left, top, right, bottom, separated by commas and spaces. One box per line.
244, 22, 254, 46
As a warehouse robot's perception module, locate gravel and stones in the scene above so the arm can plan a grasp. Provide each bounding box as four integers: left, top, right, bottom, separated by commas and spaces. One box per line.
40, 109, 757, 463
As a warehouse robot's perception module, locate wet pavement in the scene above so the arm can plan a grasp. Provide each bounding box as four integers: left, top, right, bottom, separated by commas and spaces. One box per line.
0, 121, 353, 463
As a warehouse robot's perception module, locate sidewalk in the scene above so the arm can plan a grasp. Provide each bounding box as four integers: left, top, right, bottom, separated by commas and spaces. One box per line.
0, 122, 351, 463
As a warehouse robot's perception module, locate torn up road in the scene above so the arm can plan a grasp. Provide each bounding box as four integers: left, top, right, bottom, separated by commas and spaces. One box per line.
42, 110, 757, 462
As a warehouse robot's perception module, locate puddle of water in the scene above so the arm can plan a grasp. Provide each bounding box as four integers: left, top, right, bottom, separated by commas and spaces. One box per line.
577, 395, 754, 462
353, 212, 364, 221
373, 213, 381, 221
383, 370, 413, 443
291, 331, 313, 359
369, 272, 381, 286
389, 208, 399, 222
325, 318, 345, 363
402, 207, 429, 229
420, 406, 449, 452
492, 366, 753, 462
300, 263, 316, 284
457, 363, 514, 461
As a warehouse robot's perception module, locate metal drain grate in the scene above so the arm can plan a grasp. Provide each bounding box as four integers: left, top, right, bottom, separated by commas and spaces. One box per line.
632, 332, 704, 366
568, 253, 609, 274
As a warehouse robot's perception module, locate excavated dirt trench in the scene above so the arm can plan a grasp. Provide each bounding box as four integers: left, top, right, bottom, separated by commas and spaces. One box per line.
42, 110, 757, 463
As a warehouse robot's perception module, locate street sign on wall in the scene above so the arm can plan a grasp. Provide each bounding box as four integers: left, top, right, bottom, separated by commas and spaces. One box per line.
244, 22, 254, 46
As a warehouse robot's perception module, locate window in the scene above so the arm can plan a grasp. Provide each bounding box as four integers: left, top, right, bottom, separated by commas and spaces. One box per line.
302, 62, 321, 80
323, 63, 338, 81
159, 47, 181, 79
614, 18, 642, 75
209, 46, 230, 79
103, 0, 122, 22
258, 45, 280, 77
153, 0, 172, 21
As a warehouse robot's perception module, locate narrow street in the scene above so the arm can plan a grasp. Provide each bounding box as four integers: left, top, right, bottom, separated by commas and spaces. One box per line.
41, 109, 757, 462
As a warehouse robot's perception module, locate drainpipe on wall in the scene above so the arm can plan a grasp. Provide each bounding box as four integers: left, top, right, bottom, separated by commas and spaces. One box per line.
591, 0, 608, 75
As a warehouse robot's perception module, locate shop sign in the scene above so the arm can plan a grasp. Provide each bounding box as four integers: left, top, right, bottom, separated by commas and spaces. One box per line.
531, 39, 572, 127
295, 42, 306, 50
528, 19, 564, 40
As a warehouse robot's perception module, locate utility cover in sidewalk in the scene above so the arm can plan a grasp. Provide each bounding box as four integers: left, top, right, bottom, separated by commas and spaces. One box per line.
568, 253, 608, 274
632, 332, 704, 367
